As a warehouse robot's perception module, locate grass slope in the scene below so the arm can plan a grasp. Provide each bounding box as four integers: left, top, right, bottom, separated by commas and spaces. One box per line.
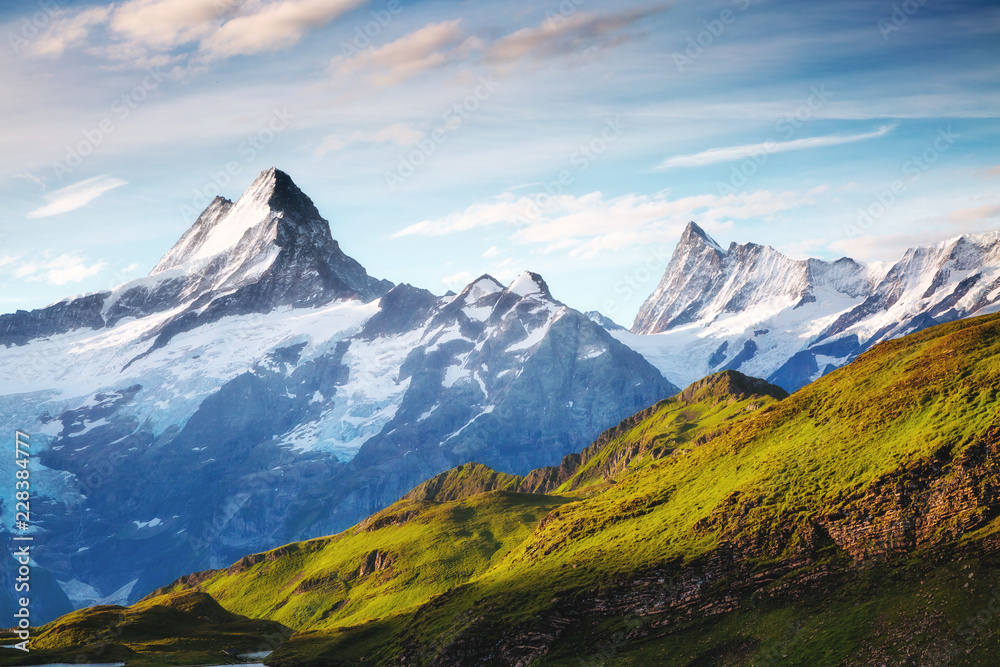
265, 312, 1000, 664
0, 589, 291, 666
159, 490, 570, 633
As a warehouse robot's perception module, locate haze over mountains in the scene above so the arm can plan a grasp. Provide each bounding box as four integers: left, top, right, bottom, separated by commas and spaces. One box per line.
1, 168, 999, 623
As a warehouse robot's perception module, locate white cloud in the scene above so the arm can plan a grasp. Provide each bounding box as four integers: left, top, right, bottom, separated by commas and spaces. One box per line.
482, 245, 502, 257
371, 123, 425, 146
655, 125, 896, 170
13, 254, 107, 285
14, 172, 46, 188
325, 7, 668, 87
330, 20, 481, 86
28, 175, 128, 219
200, 0, 364, 60
314, 123, 425, 156
314, 135, 348, 155
26, 6, 112, 58
486, 6, 670, 66
778, 237, 832, 259
441, 270, 472, 287
827, 233, 930, 263
24, 0, 665, 80
22, 0, 363, 69
110, 0, 226, 51
395, 186, 827, 259
949, 204, 1000, 223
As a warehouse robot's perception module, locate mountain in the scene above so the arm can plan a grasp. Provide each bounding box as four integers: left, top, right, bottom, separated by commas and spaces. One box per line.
0, 168, 392, 350
22, 310, 1000, 666
0, 169, 676, 624
620, 222, 1000, 391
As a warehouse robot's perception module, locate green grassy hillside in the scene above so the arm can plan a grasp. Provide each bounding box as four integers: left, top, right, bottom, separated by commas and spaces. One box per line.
178, 490, 568, 632
0, 589, 291, 666
262, 312, 1000, 665
8, 312, 1000, 666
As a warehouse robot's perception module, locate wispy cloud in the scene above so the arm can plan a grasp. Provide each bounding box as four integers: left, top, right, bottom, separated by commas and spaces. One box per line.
28, 175, 127, 219
315, 123, 425, 156
14, 172, 46, 188
13, 253, 107, 285
26, 6, 112, 58
486, 5, 670, 66
441, 270, 472, 286
655, 125, 896, 170
199, 0, 364, 60
109, 0, 225, 51
330, 20, 481, 86
327, 6, 669, 87
950, 204, 1000, 223
23, 0, 363, 70
827, 231, 953, 263
395, 186, 827, 259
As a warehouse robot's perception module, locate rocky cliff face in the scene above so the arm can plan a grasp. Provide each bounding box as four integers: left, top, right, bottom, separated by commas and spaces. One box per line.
619, 222, 1000, 391
0, 169, 677, 622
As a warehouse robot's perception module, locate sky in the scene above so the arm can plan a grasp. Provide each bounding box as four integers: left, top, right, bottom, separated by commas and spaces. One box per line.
0, 0, 998, 325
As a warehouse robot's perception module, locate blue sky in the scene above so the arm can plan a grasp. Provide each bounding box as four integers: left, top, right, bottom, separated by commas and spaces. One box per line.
1, 0, 998, 324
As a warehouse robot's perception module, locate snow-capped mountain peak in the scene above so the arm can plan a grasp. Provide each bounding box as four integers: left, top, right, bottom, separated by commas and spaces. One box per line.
617, 224, 1000, 393
683, 221, 724, 253
506, 271, 552, 299
148, 167, 379, 300
0, 168, 392, 361
151, 167, 313, 272
463, 275, 505, 300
